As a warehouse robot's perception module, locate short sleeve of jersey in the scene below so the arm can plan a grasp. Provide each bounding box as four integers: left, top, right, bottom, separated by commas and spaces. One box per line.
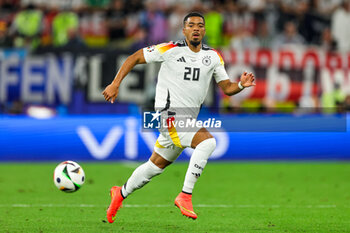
143, 45, 164, 63
213, 51, 229, 83
143, 42, 177, 63
213, 65, 229, 83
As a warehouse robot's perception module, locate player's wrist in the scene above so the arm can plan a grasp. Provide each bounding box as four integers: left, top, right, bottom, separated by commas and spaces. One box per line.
238, 81, 245, 90
111, 81, 120, 88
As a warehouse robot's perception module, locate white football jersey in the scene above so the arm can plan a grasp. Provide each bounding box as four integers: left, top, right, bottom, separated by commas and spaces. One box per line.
143, 40, 229, 118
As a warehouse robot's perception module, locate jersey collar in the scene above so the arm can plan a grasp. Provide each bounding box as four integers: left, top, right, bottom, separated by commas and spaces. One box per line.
181, 39, 204, 54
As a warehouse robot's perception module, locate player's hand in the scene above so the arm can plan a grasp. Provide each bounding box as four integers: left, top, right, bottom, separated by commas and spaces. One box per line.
102, 83, 119, 104
240, 71, 256, 88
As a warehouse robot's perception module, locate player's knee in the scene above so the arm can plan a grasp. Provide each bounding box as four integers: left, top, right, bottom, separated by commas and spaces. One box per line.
207, 137, 216, 151
198, 137, 216, 153
147, 160, 164, 176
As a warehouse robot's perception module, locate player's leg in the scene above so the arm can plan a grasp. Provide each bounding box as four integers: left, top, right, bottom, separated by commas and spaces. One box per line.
119, 135, 184, 200
175, 128, 216, 219
120, 151, 171, 198
107, 151, 170, 223
107, 134, 183, 223
183, 128, 216, 193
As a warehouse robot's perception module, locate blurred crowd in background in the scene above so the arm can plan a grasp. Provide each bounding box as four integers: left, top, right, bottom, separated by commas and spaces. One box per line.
1, 0, 350, 116
0, 0, 350, 52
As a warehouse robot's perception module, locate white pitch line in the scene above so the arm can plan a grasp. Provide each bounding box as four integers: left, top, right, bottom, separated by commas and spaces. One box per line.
0, 204, 340, 208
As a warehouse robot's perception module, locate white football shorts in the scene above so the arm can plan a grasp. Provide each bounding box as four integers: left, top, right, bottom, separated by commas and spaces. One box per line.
153, 117, 197, 162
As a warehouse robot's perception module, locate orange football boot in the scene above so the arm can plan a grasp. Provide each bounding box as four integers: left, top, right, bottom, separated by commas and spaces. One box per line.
107, 186, 124, 223
174, 192, 197, 219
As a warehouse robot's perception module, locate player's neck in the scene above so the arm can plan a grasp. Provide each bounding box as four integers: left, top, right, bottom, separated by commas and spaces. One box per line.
186, 39, 201, 53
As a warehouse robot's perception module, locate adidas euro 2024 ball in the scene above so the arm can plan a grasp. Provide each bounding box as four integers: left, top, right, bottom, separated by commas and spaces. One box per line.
54, 161, 85, 192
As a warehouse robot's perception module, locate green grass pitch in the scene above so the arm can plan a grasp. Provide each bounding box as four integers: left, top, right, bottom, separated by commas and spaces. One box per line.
1, 162, 350, 232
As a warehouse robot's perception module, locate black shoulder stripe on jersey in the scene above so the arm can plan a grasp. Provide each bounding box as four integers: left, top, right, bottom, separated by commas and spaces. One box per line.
202, 43, 212, 50
173, 40, 211, 50
160, 89, 171, 112
175, 39, 187, 47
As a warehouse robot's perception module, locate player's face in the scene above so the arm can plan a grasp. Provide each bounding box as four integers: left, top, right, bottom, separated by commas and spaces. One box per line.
183, 17, 205, 45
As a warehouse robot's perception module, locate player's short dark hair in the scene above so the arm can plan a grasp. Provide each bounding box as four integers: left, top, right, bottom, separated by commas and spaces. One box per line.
183, 12, 205, 26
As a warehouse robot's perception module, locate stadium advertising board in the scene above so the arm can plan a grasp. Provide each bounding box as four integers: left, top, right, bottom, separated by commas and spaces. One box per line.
0, 49, 159, 106
0, 115, 348, 161
222, 48, 350, 104
0, 48, 349, 109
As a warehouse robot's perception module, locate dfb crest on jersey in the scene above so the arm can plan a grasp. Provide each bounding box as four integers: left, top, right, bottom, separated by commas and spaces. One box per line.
202, 56, 211, 66
146, 45, 155, 52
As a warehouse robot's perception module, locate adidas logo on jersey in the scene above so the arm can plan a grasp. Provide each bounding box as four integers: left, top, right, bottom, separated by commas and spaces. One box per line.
177, 57, 186, 62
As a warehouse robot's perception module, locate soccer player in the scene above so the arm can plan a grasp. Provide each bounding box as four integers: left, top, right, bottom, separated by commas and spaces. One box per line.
102, 12, 255, 223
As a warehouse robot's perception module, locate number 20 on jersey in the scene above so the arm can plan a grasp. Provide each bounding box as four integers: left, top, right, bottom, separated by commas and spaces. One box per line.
184, 67, 200, 81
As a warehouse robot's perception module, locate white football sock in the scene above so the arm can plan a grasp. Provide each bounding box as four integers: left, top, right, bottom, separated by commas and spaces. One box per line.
121, 159, 163, 198
182, 138, 216, 194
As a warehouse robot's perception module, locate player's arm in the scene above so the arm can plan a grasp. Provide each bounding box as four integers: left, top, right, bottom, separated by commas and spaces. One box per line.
102, 49, 146, 103
218, 72, 255, 96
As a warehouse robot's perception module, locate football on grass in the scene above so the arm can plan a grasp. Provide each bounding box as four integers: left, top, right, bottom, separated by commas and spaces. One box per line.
54, 161, 85, 192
